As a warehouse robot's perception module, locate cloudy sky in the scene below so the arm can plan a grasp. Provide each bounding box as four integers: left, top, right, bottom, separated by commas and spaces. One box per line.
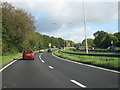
1, 0, 119, 43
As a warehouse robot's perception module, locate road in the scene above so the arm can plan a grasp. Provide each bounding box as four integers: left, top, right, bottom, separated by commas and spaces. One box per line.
2, 52, 119, 88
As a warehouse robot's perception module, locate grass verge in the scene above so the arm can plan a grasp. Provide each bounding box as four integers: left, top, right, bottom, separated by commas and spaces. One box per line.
1, 53, 22, 67
54, 50, 120, 71
34, 50, 40, 53
61, 49, 120, 55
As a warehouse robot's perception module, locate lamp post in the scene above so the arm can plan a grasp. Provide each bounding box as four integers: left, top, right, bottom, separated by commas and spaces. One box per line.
82, 0, 88, 54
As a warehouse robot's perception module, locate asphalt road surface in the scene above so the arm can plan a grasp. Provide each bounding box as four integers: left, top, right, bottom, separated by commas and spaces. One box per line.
2, 52, 119, 88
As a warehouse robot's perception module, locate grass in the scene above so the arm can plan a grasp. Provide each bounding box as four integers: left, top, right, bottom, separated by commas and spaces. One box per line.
0, 56, 2, 68
1, 49, 42, 67
61, 49, 120, 55
94, 47, 120, 51
34, 50, 40, 53
2, 53, 22, 67
54, 50, 119, 70
94, 48, 107, 51
116, 47, 120, 50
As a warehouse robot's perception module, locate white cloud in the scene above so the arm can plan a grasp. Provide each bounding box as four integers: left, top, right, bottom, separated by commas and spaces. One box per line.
3, 0, 118, 24
1, 0, 118, 42
1, 0, 119, 2
38, 2, 118, 24
42, 24, 93, 43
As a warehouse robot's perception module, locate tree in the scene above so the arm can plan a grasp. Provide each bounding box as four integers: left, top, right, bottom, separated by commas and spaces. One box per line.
114, 32, 120, 41
93, 31, 108, 48
101, 34, 118, 48
114, 32, 120, 47
57, 38, 64, 47
82, 38, 95, 47
74, 43, 82, 47
2, 2, 35, 55
1, 2, 65, 55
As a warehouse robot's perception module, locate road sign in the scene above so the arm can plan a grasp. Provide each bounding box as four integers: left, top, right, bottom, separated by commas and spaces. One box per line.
48, 43, 52, 47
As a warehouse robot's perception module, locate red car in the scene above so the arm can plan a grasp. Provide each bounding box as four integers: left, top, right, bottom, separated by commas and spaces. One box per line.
23, 50, 34, 60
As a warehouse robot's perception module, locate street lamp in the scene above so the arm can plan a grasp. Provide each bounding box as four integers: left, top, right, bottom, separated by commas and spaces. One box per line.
82, 0, 88, 54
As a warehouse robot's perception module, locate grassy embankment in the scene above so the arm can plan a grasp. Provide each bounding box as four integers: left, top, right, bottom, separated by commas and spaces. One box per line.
54, 49, 119, 70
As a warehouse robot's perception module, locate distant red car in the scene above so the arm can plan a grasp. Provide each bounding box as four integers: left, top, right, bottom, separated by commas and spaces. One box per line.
23, 50, 34, 60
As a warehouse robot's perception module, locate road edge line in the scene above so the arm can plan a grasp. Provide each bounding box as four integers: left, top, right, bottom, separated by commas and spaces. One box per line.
52, 53, 120, 74
0, 60, 17, 72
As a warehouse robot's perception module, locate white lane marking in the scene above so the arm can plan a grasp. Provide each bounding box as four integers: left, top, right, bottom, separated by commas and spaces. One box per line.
40, 53, 43, 56
39, 56, 42, 60
71, 80, 86, 88
49, 66, 54, 69
41, 60, 45, 63
39, 53, 45, 63
39, 53, 43, 59
0, 60, 17, 72
52, 53, 120, 74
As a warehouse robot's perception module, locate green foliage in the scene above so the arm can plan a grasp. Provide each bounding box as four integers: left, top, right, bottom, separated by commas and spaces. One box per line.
114, 32, 120, 47
101, 34, 118, 48
2, 2, 64, 55
93, 31, 108, 48
2, 2, 35, 55
2, 53, 22, 66
74, 43, 82, 47
82, 38, 95, 47
114, 32, 120, 41
54, 50, 119, 69
93, 31, 119, 48
62, 49, 120, 55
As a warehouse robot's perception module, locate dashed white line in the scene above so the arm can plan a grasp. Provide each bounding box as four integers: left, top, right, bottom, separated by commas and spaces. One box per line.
70, 80, 86, 88
39, 54, 45, 63
52, 53, 120, 74
39, 56, 42, 60
49, 66, 54, 69
0, 60, 17, 72
41, 60, 45, 63
39, 54, 54, 69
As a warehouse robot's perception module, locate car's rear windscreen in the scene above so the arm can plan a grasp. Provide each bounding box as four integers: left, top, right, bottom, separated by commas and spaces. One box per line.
24, 51, 33, 53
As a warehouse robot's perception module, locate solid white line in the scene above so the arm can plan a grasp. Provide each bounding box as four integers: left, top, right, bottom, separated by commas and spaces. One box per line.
71, 80, 86, 88
49, 66, 54, 69
0, 60, 17, 72
52, 53, 120, 74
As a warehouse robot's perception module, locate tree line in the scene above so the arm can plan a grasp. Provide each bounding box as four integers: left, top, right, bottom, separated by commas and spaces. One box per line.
1, 2, 64, 55
80, 31, 120, 49
1, 2, 120, 55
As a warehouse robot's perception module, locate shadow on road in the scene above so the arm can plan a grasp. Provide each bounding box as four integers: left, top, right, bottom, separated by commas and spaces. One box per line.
17, 58, 34, 61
